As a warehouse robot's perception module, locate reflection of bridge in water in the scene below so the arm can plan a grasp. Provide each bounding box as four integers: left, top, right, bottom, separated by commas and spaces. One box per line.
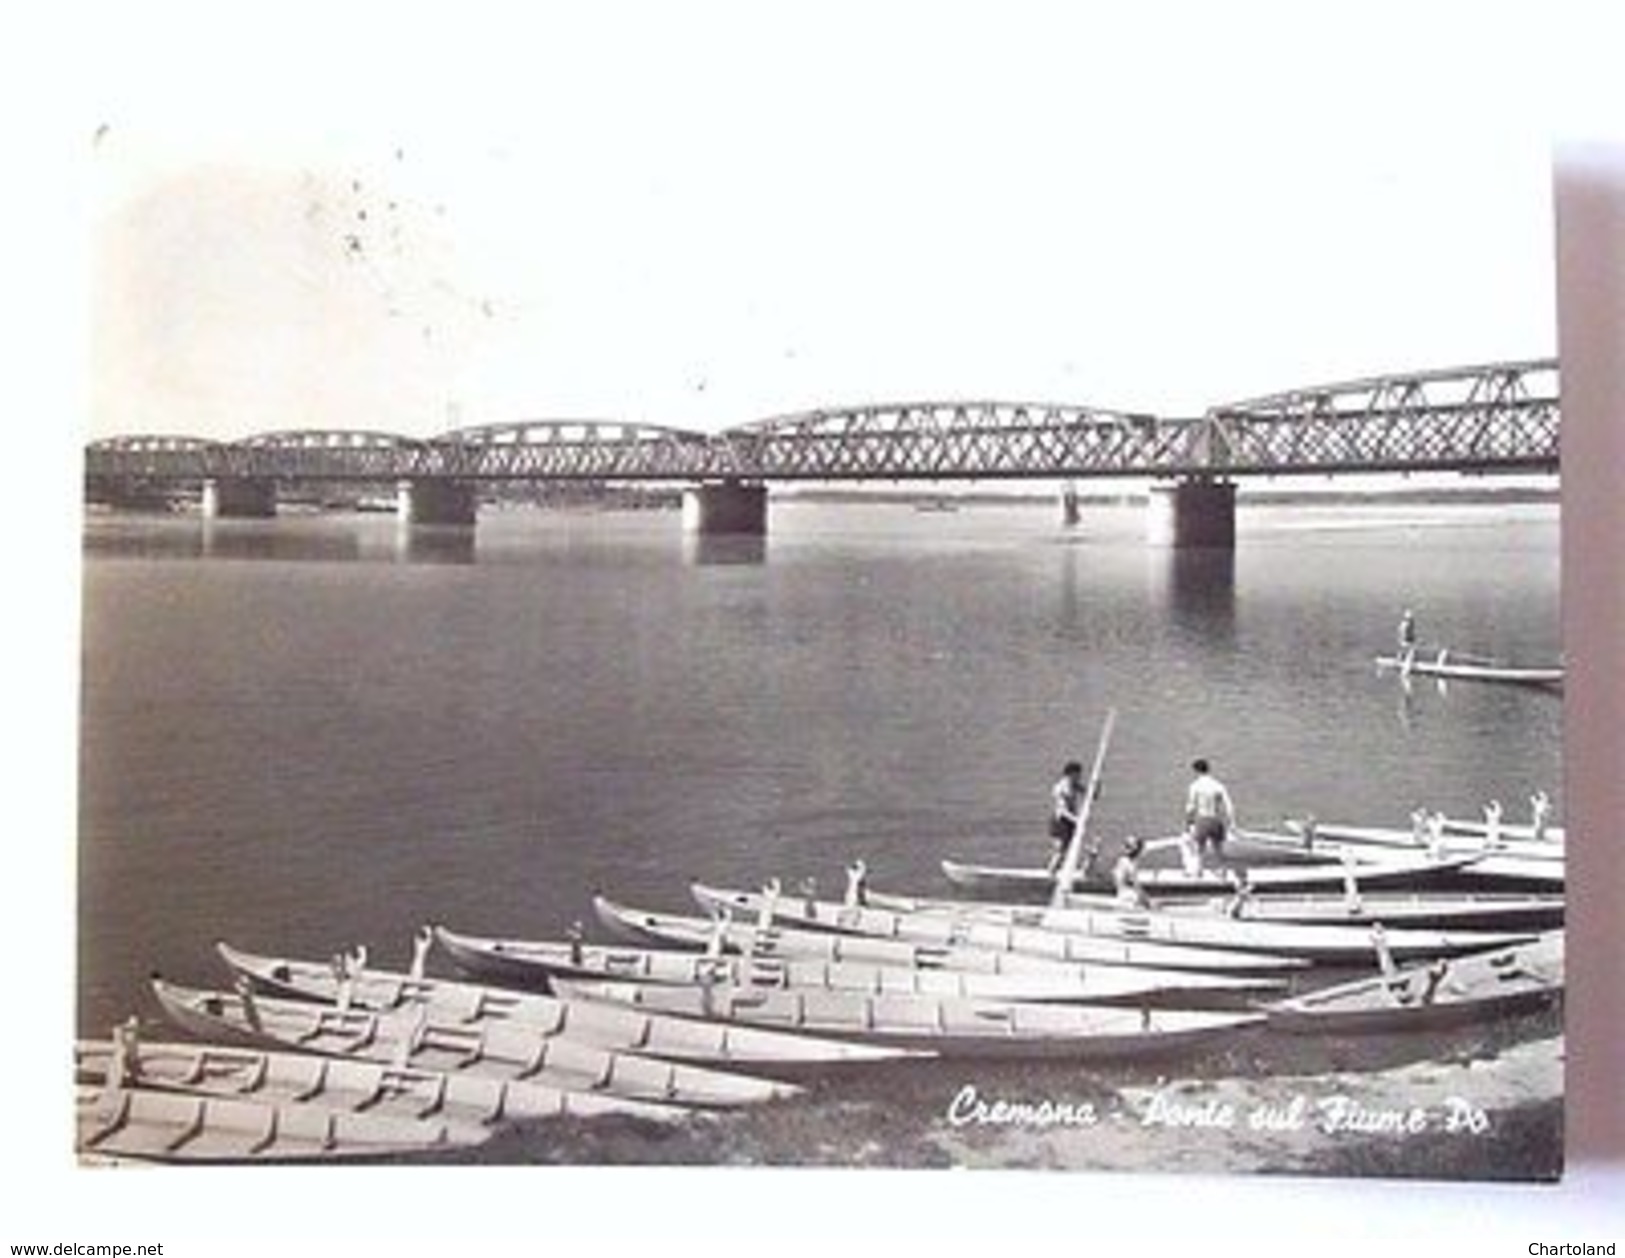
85, 358, 1559, 547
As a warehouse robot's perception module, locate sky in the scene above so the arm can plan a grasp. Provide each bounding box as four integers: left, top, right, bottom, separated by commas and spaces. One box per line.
82, 5, 1576, 444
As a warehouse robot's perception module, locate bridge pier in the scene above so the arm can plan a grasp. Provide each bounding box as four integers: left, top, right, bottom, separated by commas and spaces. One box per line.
1147, 478, 1236, 548
202, 477, 277, 519
1061, 482, 1081, 527
682, 481, 768, 536
396, 479, 477, 526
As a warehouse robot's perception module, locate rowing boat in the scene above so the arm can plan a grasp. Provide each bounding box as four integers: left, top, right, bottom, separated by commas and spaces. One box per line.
1375, 652, 1564, 687
1276, 821, 1564, 890
220, 939, 922, 1076
432, 924, 1284, 1006
689, 876, 1509, 967
552, 978, 1262, 1059
75, 1035, 682, 1135
613, 890, 1302, 976
862, 884, 1564, 933
940, 850, 1478, 899
1280, 819, 1566, 864
1262, 931, 1564, 1033
77, 1080, 475, 1163
150, 976, 796, 1109
802, 886, 1536, 962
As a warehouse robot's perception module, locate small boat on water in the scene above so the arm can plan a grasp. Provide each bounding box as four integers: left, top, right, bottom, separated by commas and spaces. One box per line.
552, 979, 1263, 1060
222, 938, 922, 1076
804, 886, 1536, 963
592, 894, 1307, 979
1262, 931, 1564, 1033
75, 1034, 681, 1135
432, 924, 1283, 1007
940, 849, 1478, 900
77, 1079, 476, 1163
1375, 650, 1564, 688
150, 977, 797, 1110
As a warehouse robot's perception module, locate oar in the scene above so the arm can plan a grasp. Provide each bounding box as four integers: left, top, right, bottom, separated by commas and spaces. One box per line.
1051, 707, 1117, 907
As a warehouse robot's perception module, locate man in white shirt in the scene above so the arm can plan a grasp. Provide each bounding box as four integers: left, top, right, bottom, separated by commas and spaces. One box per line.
1185, 757, 1236, 869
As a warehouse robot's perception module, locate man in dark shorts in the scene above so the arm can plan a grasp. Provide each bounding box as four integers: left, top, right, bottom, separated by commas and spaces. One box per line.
1047, 760, 1085, 872
1185, 757, 1236, 869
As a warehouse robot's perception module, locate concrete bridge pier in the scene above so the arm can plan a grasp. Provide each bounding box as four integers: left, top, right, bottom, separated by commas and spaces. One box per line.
1061, 482, 1081, 527
682, 480, 768, 536
1147, 478, 1236, 548
202, 477, 277, 518
397, 479, 477, 526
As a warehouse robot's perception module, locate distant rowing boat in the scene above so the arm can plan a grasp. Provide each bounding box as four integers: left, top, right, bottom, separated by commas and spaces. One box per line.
1376, 650, 1563, 688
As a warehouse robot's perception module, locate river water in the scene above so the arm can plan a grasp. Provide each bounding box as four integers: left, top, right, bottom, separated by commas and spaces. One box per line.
76, 497, 1563, 1176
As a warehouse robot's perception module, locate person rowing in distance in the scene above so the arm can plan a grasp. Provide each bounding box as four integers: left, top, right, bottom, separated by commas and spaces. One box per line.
1397, 608, 1418, 673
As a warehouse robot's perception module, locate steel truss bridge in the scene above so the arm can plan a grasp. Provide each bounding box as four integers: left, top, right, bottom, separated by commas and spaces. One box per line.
84, 358, 1559, 489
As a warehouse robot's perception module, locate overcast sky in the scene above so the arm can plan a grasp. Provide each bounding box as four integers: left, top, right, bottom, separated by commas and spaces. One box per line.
80, 6, 1581, 444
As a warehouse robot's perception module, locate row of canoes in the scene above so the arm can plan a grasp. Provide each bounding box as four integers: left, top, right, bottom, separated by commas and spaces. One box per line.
82, 844, 1564, 1161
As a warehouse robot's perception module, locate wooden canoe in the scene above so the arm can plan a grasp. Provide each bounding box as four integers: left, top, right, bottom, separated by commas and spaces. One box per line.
808, 887, 1536, 961
594, 894, 1306, 982
940, 849, 1477, 899
75, 1036, 682, 1134
552, 978, 1262, 1059
606, 892, 1301, 976
1375, 652, 1564, 687
1280, 819, 1566, 864
77, 1080, 476, 1163
221, 939, 923, 1075
689, 881, 1512, 967
863, 884, 1564, 934
432, 924, 1284, 1007
1262, 931, 1564, 1033
149, 976, 796, 1109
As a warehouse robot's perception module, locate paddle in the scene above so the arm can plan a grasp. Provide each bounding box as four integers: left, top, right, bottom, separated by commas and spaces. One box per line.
1050, 707, 1117, 907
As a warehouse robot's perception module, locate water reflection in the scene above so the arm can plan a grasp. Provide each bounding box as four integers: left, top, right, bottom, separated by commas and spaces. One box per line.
200, 520, 364, 563
1154, 548, 1236, 639
392, 526, 477, 565
683, 534, 767, 567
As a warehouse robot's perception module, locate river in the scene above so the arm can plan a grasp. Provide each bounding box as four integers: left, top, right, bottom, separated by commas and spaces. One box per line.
76, 497, 1563, 1176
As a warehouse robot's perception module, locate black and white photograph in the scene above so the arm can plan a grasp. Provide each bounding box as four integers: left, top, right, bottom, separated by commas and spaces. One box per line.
12, 4, 1625, 1254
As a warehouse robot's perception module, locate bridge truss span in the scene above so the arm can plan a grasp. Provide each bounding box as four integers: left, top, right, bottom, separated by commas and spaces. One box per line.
720, 400, 1200, 480
436, 419, 738, 481
1205, 358, 1559, 475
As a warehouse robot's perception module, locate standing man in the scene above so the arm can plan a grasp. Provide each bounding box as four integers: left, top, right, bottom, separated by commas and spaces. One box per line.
1185, 758, 1236, 869
1047, 760, 1086, 873
1397, 608, 1418, 659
